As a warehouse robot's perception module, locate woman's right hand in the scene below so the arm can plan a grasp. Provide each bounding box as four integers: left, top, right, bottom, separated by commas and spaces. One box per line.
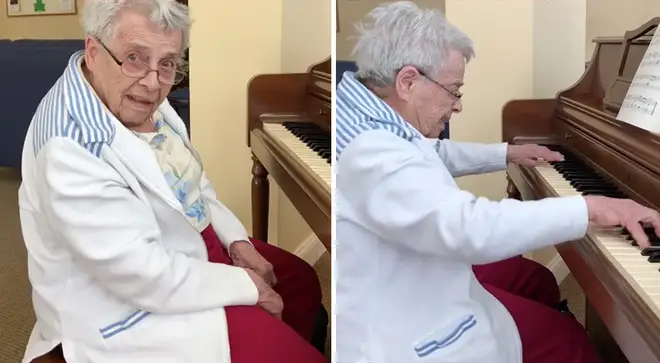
245, 268, 283, 319
584, 195, 660, 248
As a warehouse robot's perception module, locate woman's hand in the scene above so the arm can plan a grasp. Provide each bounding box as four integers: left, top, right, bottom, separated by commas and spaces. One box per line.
244, 269, 283, 319
230, 241, 278, 286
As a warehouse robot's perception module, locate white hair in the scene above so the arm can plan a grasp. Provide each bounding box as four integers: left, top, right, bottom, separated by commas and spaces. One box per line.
81, 0, 190, 54
352, 1, 475, 87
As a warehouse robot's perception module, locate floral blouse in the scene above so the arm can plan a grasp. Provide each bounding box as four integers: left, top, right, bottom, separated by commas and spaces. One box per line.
133, 113, 210, 232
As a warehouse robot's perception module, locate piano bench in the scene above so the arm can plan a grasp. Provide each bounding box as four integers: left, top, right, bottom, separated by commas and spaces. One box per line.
30, 346, 66, 363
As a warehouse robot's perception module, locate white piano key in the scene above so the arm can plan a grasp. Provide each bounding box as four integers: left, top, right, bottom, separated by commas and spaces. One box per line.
263, 123, 331, 192
532, 161, 660, 313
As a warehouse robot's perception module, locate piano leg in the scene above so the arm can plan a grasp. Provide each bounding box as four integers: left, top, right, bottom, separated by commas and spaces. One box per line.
251, 154, 269, 242
506, 174, 522, 200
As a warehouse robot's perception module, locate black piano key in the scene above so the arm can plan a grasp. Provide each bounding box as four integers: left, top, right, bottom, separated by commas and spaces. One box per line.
576, 186, 619, 192
282, 121, 331, 162
570, 177, 607, 183
622, 225, 660, 249
622, 225, 659, 237
648, 251, 660, 263
572, 181, 612, 187
642, 246, 660, 256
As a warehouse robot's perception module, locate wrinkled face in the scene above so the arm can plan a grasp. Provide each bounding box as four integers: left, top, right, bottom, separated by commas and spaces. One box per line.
84, 9, 183, 129
394, 48, 466, 138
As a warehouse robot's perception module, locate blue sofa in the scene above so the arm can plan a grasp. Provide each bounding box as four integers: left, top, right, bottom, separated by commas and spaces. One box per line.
0, 39, 190, 169
335, 60, 449, 140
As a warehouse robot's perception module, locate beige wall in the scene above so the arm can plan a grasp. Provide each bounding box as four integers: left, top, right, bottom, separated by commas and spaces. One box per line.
586, 0, 660, 60
188, 0, 284, 246
282, 0, 331, 73
530, 0, 586, 267
445, 1, 533, 200
190, 0, 330, 253
191, 0, 331, 253
533, 0, 586, 100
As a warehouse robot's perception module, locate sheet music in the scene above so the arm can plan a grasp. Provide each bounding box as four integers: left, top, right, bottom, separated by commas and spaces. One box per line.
617, 29, 660, 133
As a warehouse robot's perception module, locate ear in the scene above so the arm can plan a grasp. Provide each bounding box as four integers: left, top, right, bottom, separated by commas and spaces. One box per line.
84, 36, 101, 68
394, 65, 420, 101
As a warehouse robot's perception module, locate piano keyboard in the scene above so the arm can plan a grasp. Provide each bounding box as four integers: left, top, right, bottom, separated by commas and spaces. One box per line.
533, 147, 660, 313
263, 122, 331, 191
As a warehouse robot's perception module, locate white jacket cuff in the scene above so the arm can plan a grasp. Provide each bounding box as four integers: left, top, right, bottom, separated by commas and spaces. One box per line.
493, 142, 509, 170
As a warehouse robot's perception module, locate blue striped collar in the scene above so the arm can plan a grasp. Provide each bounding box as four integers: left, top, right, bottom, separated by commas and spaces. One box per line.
335, 71, 422, 158
337, 72, 421, 138
62, 50, 116, 145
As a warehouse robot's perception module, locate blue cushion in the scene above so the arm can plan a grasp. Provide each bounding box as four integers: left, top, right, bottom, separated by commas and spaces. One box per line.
336, 60, 357, 85
168, 88, 190, 136
0, 40, 84, 168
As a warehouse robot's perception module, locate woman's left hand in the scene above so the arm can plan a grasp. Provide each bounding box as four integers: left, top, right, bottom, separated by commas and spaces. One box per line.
230, 241, 278, 286
506, 144, 564, 167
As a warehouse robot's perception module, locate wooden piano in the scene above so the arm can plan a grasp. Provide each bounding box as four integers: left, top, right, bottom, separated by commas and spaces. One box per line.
247, 58, 331, 251
503, 18, 660, 363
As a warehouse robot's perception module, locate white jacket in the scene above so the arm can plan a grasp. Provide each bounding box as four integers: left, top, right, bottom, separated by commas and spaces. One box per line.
334, 72, 590, 363
19, 51, 258, 363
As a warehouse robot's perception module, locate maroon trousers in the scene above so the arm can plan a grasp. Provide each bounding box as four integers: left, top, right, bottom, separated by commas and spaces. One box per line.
473, 256, 600, 363
200, 226, 326, 363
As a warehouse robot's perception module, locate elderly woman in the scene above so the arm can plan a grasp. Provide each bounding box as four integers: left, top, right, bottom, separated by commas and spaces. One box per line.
335, 2, 660, 363
20, 1, 327, 362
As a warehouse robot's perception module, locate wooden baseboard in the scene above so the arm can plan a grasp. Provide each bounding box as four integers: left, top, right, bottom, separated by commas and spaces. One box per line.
293, 234, 326, 266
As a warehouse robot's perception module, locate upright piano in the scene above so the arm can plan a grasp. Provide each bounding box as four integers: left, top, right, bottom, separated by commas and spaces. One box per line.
246, 58, 332, 251
503, 18, 660, 363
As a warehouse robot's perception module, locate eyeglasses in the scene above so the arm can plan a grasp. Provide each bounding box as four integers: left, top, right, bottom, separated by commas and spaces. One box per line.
416, 68, 463, 100
97, 39, 187, 86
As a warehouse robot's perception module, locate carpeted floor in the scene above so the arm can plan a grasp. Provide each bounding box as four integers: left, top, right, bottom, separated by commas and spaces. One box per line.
0, 168, 332, 362
0, 169, 34, 362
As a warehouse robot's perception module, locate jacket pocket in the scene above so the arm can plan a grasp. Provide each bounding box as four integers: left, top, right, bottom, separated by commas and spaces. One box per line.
99, 309, 151, 339
413, 314, 477, 358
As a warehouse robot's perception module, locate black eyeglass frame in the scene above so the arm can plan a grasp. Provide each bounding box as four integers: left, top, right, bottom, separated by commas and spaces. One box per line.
97, 39, 187, 86
397, 66, 463, 100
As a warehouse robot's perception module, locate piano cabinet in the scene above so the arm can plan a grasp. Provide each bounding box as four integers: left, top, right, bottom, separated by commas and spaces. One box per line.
502, 18, 660, 363
247, 58, 332, 252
